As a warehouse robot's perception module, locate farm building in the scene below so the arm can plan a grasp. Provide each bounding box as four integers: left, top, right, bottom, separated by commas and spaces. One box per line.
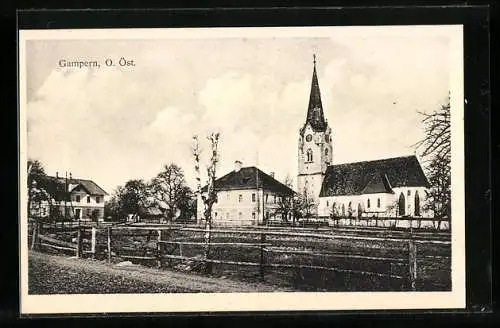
197, 161, 295, 226
29, 173, 108, 223
297, 55, 432, 219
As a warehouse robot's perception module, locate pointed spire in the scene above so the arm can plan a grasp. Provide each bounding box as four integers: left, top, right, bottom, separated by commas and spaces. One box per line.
305, 53, 327, 132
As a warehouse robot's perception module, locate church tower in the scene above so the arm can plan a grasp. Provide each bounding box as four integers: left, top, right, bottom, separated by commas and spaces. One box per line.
297, 55, 333, 207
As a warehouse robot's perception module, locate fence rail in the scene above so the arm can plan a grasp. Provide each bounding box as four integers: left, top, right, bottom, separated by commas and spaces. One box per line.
29, 221, 451, 291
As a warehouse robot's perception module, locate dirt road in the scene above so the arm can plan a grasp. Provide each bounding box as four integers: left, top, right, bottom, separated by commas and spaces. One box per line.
28, 251, 291, 294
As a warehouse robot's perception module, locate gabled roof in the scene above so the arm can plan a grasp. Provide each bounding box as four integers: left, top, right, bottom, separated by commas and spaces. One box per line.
202, 166, 295, 195
301, 55, 327, 134
31, 174, 108, 200
319, 155, 430, 197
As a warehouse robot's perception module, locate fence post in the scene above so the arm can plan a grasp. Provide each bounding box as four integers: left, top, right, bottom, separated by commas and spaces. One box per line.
107, 226, 112, 263
76, 227, 82, 258
91, 227, 97, 259
408, 239, 417, 291
259, 232, 266, 281
156, 229, 162, 269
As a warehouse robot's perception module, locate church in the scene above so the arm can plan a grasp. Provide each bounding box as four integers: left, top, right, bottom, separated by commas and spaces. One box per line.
297, 55, 433, 220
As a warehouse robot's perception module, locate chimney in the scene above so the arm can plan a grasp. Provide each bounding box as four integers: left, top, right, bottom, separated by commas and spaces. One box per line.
270, 172, 275, 178
234, 160, 243, 172
56, 172, 59, 178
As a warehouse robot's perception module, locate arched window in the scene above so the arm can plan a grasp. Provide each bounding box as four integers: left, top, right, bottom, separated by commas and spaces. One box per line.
398, 192, 406, 216
357, 203, 363, 219
306, 149, 313, 162
342, 204, 345, 216
367, 199, 371, 208
377, 198, 381, 208
414, 191, 420, 216
325, 148, 329, 156
348, 202, 352, 217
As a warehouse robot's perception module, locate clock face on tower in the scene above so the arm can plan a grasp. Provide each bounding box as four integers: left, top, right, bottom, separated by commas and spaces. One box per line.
306, 134, 312, 142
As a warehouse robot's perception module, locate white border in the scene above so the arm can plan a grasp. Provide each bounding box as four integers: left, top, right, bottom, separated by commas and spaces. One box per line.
19, 25, 465, 314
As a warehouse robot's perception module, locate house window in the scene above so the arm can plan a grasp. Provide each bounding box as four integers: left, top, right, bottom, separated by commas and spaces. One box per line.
326, 200, 329, 207
265, 194, 269, 203
215, 212, 218, 218
252, 212, 256, 221
407, 190, 411, 196
306, 149, 313, 162
87, 196, 90, 203
252, 193, 256, 202
377, 198, 381, 208
41, 207, 46, 216
238, 194, 243, 203
87, 209, 92, 217
95, 196, 101, 203
75, 195, 81, 202
367, 199, 371, 208
273, 195, 276, 204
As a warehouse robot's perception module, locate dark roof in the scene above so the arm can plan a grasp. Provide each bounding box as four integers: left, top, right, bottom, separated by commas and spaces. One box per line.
31, 175, 108, 200
319, 155, 430, 197
202, 167, 295, 195
302, 57, 327, 134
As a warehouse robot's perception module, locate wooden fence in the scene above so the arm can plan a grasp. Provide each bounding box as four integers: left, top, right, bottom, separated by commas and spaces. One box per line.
29, 222, 451, 291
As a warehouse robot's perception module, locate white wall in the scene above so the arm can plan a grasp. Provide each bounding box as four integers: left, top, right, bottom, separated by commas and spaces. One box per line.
196, 188, 289, 226
318, 186, 433, 218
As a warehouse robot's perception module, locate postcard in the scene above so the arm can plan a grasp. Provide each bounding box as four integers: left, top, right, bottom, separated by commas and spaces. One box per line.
19, 25, 465, 314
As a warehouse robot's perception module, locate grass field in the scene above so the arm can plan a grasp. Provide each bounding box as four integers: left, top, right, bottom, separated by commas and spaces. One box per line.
37, 225, 451, 292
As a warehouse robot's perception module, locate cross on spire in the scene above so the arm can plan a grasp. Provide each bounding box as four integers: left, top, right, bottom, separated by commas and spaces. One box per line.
313, 53, 316, 66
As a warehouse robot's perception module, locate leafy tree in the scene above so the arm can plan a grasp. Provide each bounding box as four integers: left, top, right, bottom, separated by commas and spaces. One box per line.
296, 187, 318, 219
329, 202, 341, 226
414, 95, 451, 229
176, 185, 196, 222
27, 159, 49, 220
150, 163, 192, 222
273, 175, 295, 223
117, 179, 150, 222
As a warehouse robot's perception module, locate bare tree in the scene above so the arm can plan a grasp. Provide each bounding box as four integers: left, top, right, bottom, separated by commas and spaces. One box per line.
414, 95, 451, 230
192, 133, 221, 273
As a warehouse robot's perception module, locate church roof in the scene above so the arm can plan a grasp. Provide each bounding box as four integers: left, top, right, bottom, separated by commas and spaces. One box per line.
301, 55, 327, 134
202, 166, 295, 195
319, 155, 430, 197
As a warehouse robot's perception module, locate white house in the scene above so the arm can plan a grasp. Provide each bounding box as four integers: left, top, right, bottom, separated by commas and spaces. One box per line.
197, 161, 295, 226
29, 173, 108, 223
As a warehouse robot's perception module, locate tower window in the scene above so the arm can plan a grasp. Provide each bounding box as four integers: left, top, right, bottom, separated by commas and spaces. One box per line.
325, 148, 329, 156
252, 193, 256, 202
367, 199, 371, 208
306, 149, 313, 162
238, 194, 243, 202
377, 198, 381, 208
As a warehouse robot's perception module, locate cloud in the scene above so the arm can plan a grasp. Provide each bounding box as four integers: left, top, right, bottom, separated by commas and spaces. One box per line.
25, 29, 453, 194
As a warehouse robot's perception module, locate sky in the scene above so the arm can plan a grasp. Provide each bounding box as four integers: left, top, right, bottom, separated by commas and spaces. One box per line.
24, 26, 454, 195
